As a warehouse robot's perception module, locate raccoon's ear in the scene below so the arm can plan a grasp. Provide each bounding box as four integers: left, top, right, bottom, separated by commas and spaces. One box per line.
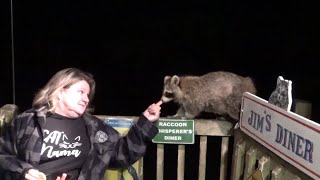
277, 76, 283, 85
164, 76, 171, 84
171, 75, 180, 85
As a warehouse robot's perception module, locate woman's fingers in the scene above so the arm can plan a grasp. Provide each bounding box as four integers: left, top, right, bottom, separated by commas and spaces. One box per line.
156, 100, 163, 106
25, 169, 40, 180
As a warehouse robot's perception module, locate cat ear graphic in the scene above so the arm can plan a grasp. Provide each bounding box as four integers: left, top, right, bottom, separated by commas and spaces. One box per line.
75, 136, 81, 141
62, 134, 68, 141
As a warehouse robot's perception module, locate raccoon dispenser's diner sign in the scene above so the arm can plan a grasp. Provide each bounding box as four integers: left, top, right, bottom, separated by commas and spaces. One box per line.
152, 119, 194, 144
240, 92, 320, 179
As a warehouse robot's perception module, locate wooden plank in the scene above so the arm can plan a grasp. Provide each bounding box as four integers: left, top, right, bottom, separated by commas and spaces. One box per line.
219, 137, 229, 180
284, 171, 301, 180
294, 99, 312, 119
193, 119, 233, 136
271, 166, 284, 180
96, 115, 234, 136
156, 144, 164, 180
198, 136, 207, 180
243, 146, 257, 179
231, 139, 246, 180
177, 145, 185, 180
141, 158, 144, 180
258, 156, 270, 180
292, 175, 302, 180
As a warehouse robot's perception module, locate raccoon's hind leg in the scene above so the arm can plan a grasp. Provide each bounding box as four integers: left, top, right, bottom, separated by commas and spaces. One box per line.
163, 107, 183, 119
171, 107, 188, 119
225, 94, 241, 121
171, 105, 199, 119
181, 104, 201, 119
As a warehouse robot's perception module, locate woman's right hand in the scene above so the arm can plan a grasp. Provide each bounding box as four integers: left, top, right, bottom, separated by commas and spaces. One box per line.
24, 169, 46, 180
143, 100, 162, 122
24, 169, 67, 180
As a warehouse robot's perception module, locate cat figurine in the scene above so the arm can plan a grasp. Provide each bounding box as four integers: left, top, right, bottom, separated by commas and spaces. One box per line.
268, 76, 292, 111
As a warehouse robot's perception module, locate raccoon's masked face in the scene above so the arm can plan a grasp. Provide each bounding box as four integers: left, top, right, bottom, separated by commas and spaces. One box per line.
161, 75, 182, 103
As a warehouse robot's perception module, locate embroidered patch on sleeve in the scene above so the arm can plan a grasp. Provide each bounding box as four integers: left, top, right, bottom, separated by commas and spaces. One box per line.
95, 130, 108, 143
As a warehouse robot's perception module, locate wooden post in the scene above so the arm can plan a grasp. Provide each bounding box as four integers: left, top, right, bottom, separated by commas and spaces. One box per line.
157, 144, 164, 180
271, 166, 284, 180
231, 139, 246, 180
295, 99, 312, 119
258, 156, 270, 180
198, 136, 207, 180
219, 137, 229, 180
243, 146, 257, 179
177, 145, 185, 180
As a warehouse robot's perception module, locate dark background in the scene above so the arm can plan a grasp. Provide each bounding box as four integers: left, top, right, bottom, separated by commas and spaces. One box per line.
1, 0, 319, 179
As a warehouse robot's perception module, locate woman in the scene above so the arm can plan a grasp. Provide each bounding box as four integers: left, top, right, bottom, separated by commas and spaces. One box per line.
0, 68, 162, 180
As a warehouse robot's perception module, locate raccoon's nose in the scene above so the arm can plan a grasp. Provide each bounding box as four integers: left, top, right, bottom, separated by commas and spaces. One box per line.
164, 92, 174, 98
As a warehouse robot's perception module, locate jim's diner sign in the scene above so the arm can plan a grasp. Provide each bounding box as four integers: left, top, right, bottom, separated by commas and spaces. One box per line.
240, 92, 319, 179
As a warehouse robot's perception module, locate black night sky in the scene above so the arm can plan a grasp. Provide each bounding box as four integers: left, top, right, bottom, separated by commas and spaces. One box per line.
0, 0, 319, 179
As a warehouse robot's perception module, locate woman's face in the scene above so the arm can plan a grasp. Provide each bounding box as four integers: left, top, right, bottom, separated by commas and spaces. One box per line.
55, 80, 90, 118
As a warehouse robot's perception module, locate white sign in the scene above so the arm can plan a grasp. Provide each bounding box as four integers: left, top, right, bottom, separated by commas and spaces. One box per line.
240, 92, 320, 179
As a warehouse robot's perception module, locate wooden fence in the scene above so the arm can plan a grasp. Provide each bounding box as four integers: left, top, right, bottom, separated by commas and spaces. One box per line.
231, 129, 313, 180
155, 118, 233, 180
97, 115, 234, 180
230, 94, 314, 180
0, 104, 314, 180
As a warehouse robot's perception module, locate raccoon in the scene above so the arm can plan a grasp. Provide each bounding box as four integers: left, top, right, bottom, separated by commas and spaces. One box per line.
161, 71, 257, 120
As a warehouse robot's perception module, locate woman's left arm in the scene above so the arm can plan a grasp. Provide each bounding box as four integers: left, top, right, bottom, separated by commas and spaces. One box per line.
108, 101, 162, 167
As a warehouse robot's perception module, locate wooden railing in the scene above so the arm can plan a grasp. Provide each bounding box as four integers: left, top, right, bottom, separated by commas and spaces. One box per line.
155, 118, 234, 180
231, 129, 313, 180
97, 115, 234, 180
1, 104, 313, 180
97, 97, 314, 180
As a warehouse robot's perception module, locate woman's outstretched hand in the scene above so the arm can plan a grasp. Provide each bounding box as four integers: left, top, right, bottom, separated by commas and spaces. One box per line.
143, 100, 162, 122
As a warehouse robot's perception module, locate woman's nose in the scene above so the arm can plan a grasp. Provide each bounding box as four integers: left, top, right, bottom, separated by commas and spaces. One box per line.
83, 94, 89, 103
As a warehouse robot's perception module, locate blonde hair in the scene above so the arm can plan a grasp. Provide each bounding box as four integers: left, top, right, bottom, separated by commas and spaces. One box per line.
32, 68, 96, 112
